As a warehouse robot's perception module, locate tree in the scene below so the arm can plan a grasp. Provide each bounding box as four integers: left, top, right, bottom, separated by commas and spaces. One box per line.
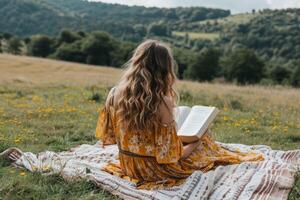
2, 32, 12, 40
173, 48, 195, 79
7, 37, 22, 55
269, 65, 291, 84
53, 41, 86, 63
27, 35, 53, 57
23, 37, 31, 44
58, 30, 80, 44
222, 49, 265, 84
148, 22, 169, 36
291, 62, 300, 87
133, 24, 147, 37
82, 32, 117, 66
184, 48, 221, 81
77, 31, 86, 38
190, 10, 207, 21
110, 41, 135, 67
0, 34, 2, 53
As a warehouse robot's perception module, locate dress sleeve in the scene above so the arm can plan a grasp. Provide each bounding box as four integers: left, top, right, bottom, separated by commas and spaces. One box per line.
155, 122, 183, 164
95, 107, 116, 145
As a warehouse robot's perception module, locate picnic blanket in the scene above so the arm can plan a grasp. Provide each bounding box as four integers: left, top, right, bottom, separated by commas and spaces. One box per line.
1, 141, 299, 200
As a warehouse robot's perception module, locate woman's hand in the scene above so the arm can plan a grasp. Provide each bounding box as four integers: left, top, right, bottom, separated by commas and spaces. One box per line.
181, 140, 201, 160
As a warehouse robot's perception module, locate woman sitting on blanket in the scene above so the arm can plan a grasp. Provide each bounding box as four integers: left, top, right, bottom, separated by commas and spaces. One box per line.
96, 40, 264, 189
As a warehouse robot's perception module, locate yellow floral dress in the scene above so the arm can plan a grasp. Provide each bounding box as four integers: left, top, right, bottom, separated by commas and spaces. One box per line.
96, 106, 264, 189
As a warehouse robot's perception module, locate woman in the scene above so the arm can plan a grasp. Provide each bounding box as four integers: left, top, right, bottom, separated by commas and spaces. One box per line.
96, 40, 264, 189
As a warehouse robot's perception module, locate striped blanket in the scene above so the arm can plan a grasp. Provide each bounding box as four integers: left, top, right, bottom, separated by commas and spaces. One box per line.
1, 141, 299, 200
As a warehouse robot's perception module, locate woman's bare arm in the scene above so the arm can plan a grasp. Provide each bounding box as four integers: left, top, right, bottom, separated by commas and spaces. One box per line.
158, 97, 201, 160
181, 140, 201, 160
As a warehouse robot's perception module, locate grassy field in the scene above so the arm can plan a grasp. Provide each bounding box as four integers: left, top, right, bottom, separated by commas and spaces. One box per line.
172, 31, 219, 41
197, 13, 259, 26
0, 54, 299, 199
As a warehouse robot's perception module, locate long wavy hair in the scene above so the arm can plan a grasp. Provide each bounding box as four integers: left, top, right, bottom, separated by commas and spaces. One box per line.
115, 40, 178, 132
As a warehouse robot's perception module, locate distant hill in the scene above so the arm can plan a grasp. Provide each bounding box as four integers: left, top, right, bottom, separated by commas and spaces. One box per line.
174, 9, 300, 65
0, 0, 230, 41
3, 0, 300, 64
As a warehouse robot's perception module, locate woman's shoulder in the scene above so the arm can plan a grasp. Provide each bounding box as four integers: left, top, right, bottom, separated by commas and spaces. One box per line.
105, 85, 122, 108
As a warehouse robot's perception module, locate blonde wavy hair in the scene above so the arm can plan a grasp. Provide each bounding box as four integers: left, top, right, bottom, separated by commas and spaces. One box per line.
115, 40, 178, 132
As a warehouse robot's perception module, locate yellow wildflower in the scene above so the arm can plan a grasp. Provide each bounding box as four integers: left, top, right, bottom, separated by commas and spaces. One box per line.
20, 172, 26, 176
223, 116, 229, 121
14, 138, 21, 144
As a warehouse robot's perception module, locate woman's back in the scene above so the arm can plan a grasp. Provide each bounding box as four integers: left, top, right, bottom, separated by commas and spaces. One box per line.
100, 86, 183, 162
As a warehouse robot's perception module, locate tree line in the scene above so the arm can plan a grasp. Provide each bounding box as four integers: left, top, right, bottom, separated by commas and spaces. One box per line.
0, 31, 135, 67
1, 30, 299, 87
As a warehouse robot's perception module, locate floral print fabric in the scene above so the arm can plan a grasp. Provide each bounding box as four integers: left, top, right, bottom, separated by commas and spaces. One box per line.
96, 107, 264, 189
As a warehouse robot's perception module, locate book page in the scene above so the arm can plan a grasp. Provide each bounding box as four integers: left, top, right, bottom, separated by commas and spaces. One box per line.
177, 106, 219, 138
174, 106, 191, 129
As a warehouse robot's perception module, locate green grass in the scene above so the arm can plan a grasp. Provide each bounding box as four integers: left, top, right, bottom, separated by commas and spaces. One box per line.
172, 31, 219, 41
0, 167, 116, 200
0, 84, 299, 199
0, 84, 117, 200
0, 55, 299, 199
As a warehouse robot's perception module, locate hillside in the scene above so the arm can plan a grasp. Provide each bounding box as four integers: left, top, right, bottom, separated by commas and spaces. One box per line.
0, 54, 121, 85
0, 0, 230, 41
173, 9, 300, 73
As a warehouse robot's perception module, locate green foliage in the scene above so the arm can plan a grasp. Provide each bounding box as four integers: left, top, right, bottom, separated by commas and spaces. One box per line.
291, 63, 300, 87
173, 48, 195, 79
269, 65, 292, 84
133, 24, 147, 38
50, 31, 135, 67
7, 37, 22, 55
219, 10, 300, 64
184, 48, 220, 81
2, 32, 12, 40
81, 32, 118, 66
53, 41, 86, 63
58, 30, 81, 44
27, 35, 54, 57
110, 42, 136, 67
0, 0, 230, 42
3, 30, 134, 69
148, 22, 169, 36
259, 78, 275, 86
222, 49, 265, 84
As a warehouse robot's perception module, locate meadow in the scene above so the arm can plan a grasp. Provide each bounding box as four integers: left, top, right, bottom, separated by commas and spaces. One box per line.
196, 13, 259, 26
172, 31, 219, 41
0, 54, 299, 200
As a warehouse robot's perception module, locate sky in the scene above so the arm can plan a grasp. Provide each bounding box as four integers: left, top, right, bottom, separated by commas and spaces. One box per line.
94, 0, 300, 13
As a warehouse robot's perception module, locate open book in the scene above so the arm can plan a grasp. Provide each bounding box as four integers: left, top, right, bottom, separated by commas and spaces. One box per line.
174, 106, 219, 143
